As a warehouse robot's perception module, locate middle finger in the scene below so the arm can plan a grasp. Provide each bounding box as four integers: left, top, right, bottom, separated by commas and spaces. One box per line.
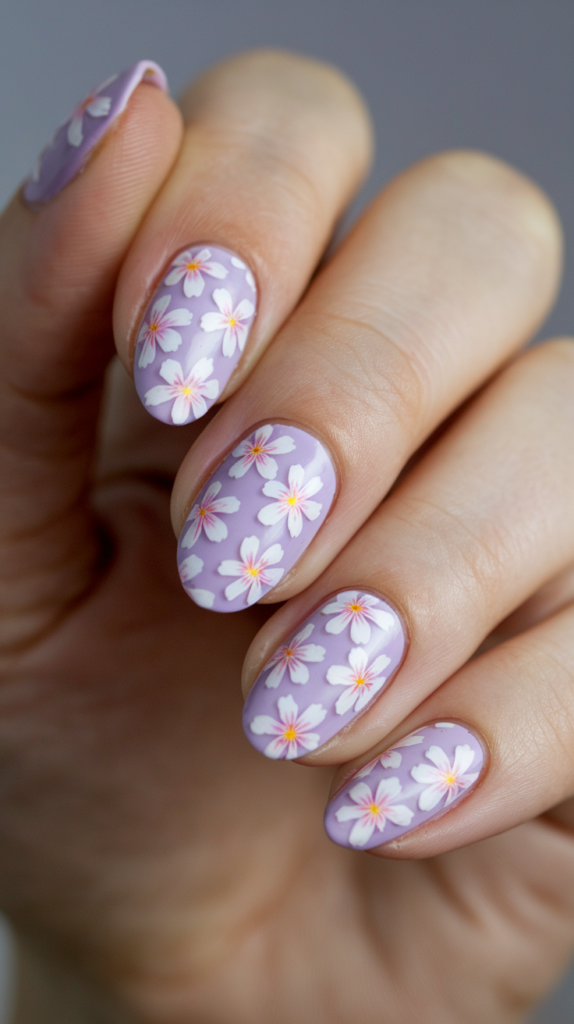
173, 150, 561, 610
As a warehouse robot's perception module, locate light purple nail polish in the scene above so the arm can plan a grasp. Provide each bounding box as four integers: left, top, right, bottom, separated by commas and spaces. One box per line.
324, 722, 485, 850
243, 591, 405, 758
23, 61, 168, 205
177, 423, 336, 612
133, 246, 257, 425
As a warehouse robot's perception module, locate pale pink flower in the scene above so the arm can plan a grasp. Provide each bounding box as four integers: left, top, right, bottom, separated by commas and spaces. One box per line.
356, 733, 426, 777
67, 76, 116, 147
264, 623, 326, 688
249, 694, 327, 759
137, 295, 193, 369
144, 358, 218, 424
181, 481, 240, 549
218, 536, 284, 605
335, 778, 413, 847
321, 591, 398, 645
411, 744, 479, 811
200, 288, 255, 357
177, 553, 214, 609
258, 464, 323, 538
164, 248, 227, 298
326, 647, 391, 716
228, 425, 295, 480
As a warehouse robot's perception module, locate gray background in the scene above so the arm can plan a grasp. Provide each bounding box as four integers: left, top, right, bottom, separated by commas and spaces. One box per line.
1, 0, 573, 1020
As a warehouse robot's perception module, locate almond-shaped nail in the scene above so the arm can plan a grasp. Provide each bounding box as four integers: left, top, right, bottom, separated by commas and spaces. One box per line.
324, 722, 485, 850
177, 423, 336, 611
243, 591, 405, 758
23, 61, 168, 204
134, 247, 257, 425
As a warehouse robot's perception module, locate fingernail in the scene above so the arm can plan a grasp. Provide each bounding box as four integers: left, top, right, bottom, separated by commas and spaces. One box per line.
134, 247, 257, 425
177, 423, 336, 611
324, 722, 485, 850
23, 61, 168, 205
243, 591, 406, 759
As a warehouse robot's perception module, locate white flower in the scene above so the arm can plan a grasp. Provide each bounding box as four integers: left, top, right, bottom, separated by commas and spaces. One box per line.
321, 591, 398, 645
411, 744, 479, 811
218, 536, 284, 605
335, 778, 413, 847
228, 425, 296, 480
257, 465, 323, 538
67, 79, 114, 147
356, 733, 426, 777
230, 256, 256, 291
178, 554, 215, 609
181, 481, 240, 548
164, 248, 227, 298
200, 288, 255, 357
326, 647, 391, 716
137, 295, 193, 369
144, 358, 219, 424
264, 623, 326, 688
249, 694, 327, 759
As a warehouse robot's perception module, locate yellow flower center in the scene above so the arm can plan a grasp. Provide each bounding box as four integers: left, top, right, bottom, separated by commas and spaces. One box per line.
248, 566, 260, 577
284, 648, 293, 659
355, 676, 365, 687
284, 727, 297, 741
228, 317, 237, 327
369, 804, 381, 816
444, 772, 457, 785
350, 603, 363, 612
186, 261, 200, 271
181, 387, 193, 396
287, 495, 298, 505
150, 321, 159, 332
199, 508, 207, 517
252, 445, 262, 455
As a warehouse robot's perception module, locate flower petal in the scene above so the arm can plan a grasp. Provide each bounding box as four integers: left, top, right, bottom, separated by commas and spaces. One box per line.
334, 688, 358, 716
261, 480, 287, 499
187, 587, 215, 609
288, 464, 305, 490
250, 714, 283, 736
326, 665, 355, 687
296, 643, 325, 663
267, 434, 296, 455
217, 559, 244, 578
296, 702, 327, 730
301, 475, 323, 498
264, 737, 289, 759
423, 745, 452, 773
234, 298, 255, 320
287, 505, 303, 537
183, 273, 205, 298
260, 543, 284, 566
255, 454, 279, 479
224, 577, 251, 601
257, 502, 287, 527
348, 817, 376, 847
323, 613, 348, 635
375, 777, 402, 803
158, 359, 183, 385
264, 662, 286, 688
386, 804, 414, 827
417, 784, 445, 811
171, 394, 192, 424
203, 516, 228, 543
296, 731, 322, 752
211, 288, 232, 315
239, 535, 259, 562
348, 647, 368, 675
287, 661, 309, 685
143, 385, 173, 407
410, 764, 441, 785
335, 804, 367, 822
178, 554, 204, 581
86, 96, 112, 117
451, 744, 476, 777
212, 495, 240, 514
200, 311, 226, 333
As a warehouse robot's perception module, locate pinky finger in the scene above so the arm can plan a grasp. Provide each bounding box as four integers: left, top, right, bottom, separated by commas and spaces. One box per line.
325, 600, 574, 857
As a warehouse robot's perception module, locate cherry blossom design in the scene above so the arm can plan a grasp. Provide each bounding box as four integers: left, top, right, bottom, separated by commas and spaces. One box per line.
321, 591, 398, 645
144, 358, 219, 424
228, 425, 296, 480
137, 295, 193, 369
249, 694, 327, 759
258, 465, 323, 538
164, 248, 228, 298
334, 778, 413, 847
356, 733, 426, 777
67, 75, 116, 147
200, 288, 255, 357
180, 482, 240, 549
218, 536, 284, 605
177, 554, 215, 609
411, 744, 479, 811
326, 647, 391, 716
264, 623, 326, 688
231, 256, 256, 291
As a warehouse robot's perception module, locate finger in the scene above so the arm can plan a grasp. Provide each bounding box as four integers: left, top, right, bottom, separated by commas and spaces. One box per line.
323, 596, 574, 857
241, 340, 574, 762
113, 50, 373, 423
0, 63, 182, 647
172, 151, 561, 613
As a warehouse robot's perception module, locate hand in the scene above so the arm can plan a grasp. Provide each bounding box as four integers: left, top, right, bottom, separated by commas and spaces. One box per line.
2, 50, 574, 1024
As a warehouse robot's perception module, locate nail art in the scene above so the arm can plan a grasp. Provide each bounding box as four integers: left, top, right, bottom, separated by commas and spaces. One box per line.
134, 246, 257, 425
243, 591, 405, 758
23, 61, 168, 205
177, 423, 336, 611
324, 722, 485, 850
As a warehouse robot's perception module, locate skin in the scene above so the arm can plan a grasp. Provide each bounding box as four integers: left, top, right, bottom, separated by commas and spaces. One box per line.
2, 49, 574, 1023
